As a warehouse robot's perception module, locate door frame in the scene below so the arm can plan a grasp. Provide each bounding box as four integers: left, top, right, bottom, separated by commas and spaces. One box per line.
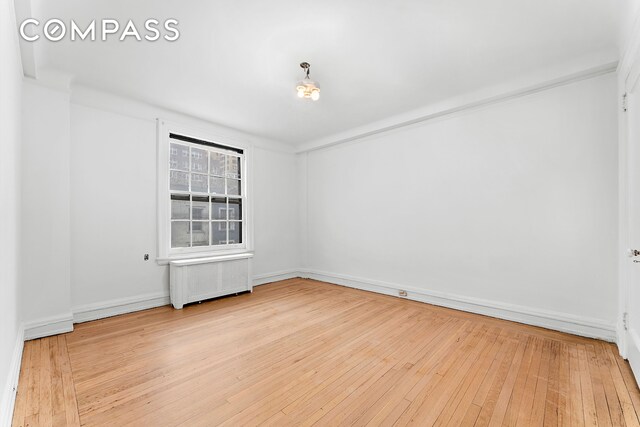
618, 16, 640, 385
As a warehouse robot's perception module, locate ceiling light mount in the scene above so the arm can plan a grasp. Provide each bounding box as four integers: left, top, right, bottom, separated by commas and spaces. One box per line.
296, 62, 320, 101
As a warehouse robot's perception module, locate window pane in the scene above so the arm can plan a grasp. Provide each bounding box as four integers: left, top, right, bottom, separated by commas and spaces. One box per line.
210, 152, 225, 176
170, 143, 189, 171
191, 148, 208, 174
227, 179, 240, 196
228, 221, 242, 244
171, 221, 190, 248
169, 142, 245, 251
212, 222, 227, 245
192, 221, 210, 247
226, 156, 241, 179
228, 198, 242, 220
192, 196, 209, 220
171, 195, 190, 219
191, 173, 208, 193
170, 171, 189, 191
209, 176, 225, 194
211, 197, 226, 220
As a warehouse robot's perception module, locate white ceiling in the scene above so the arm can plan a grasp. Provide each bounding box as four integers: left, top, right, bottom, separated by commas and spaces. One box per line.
25, 0, 619, 146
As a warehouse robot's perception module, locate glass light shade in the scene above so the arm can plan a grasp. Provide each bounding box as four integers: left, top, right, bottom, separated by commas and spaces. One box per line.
296, 79, 320, 101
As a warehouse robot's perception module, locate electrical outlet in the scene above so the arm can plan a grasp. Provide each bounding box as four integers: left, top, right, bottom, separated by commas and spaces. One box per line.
144, 254, 149, 261
399, 290, 407, 297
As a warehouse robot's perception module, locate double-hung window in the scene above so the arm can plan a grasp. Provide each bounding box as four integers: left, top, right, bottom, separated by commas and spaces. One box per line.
158, 121, 250, 261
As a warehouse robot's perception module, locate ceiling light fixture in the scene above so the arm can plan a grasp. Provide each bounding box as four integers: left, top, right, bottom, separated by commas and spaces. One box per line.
296, 62, 320, 101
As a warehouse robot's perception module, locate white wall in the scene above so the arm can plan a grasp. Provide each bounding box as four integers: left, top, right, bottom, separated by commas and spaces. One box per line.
69, 93, 298, 310
70, 105, 167, 308
300, 73, 619, 335
0, 0, 23, 421
252, 148, 300, 277
17, 81, 299, 325
21, 83, 73, 329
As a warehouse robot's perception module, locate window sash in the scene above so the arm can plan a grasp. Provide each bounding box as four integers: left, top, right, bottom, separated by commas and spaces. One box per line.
170, 194, 243, 248
167, 140, 246, 253
157, 120, 251, 262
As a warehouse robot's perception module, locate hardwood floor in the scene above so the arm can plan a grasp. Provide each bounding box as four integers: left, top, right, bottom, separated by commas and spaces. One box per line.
11, 278, 640, 426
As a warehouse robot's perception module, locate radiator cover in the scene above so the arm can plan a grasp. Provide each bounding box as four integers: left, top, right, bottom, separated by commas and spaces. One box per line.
169, 253, 253, 309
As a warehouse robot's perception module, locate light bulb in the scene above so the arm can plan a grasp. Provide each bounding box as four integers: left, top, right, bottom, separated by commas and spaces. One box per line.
295, 65, 321, 101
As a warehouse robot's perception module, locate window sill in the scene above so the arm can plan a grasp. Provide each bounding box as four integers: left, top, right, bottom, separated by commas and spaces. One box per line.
156, 250, 254, 266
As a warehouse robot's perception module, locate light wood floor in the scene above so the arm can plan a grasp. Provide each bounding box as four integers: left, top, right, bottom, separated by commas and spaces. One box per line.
11, 279, 640, 426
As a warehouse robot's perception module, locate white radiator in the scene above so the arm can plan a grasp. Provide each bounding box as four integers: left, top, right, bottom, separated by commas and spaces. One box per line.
169, 253, 253, 309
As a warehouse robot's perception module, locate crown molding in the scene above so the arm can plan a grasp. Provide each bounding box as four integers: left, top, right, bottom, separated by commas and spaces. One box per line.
23, 68, 74, 94
70, 84, 297, 155
296, 61, 618, 154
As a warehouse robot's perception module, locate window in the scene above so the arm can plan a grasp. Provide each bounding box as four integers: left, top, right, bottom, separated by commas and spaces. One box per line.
157, 120, 250, 261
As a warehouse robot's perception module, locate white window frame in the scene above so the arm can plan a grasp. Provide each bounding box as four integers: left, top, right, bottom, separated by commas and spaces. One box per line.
156, 119, 253, 263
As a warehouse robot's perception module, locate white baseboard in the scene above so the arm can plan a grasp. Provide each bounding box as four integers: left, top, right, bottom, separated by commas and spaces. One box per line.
73, 270, 303, 322
25, 269, 302, 335
299, 269, 617, 342
253, 270, 300, 286
20, 270, 617, 346
0, 325, 24, 427
72, 292, 170, 324
23, 313, 74, 341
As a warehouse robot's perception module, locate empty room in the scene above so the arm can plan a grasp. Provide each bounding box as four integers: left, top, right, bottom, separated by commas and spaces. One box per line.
2, 0, 640, 425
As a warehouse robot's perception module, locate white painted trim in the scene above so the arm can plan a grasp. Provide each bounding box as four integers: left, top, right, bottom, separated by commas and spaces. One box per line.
299, 269, 617, 342
19, 267, 617, 344
296, 62, 618, 154
169, 252, 254, 267
618, 8, 640, 362
253, 270, 300, 286
0, 325, 24, 427
73, 270, 294, 321
26, 268, 291, 330
156, 248, 254, 265
617, 321, 628, 359
628, 328, 640, 387
70, 85, 296, 154
22, 70, 73, 94
618, 61, 630, 359
156, 119, 254, 261
72, 292, 170, 324
23, 313, 73, 341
